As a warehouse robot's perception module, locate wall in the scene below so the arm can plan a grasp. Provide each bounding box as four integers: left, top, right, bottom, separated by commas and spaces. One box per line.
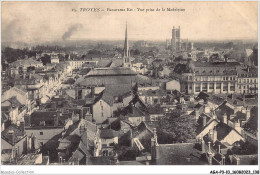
196, 120, 218, 139
1, 136, 27, 158
128, 116, 145, 127
92, 99, 112, 124
25, 127, 63, 145
222, 130, 244, 145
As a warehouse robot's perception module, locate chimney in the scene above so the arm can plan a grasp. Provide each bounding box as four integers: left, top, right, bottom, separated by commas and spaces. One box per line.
75, 87, 78, 100
213, 128, 217, 143
91, 86, 95, 97
209, 129, 214, 141
201, 137, 205, 153
221, 155, 225, 165
236, 157, 240, 165
203, 116, 207, 127
54, 115, 58, 126
243, 94, 246, 107
130, 129, 133, 147
20, 121, 25, 134
223, 113, 227, 124
234, 106, 239, 114
218, 144, 221, 153
195, 110, 200, 120
212, 110, 217, 120
208, 141, 211, 153
8, 130, 15, 145
151, 128, 158, 161
234, 120, 241, 134
246, 107, 250, 121
230, 114, 235, 121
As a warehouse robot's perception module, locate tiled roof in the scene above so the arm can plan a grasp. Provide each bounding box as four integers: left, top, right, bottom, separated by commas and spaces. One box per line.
1, 96, 22, 111
230, 111, 246, 123
100, 129, 118, 139
244, 106, 258, 135
147, 104, 164, 115
1, 124, 25, 145
215, 122, 233, 141
193, 61, 240, 67
30, 111, 63, 127
155, 143, 206, 165
11, 58, 43, 67
119, 105, 145, 118
196, 113, 212, 134
86, 68, 137, 76
215, 102, 234, 121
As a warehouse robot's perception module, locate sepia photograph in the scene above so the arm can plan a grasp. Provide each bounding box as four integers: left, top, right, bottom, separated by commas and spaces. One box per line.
1, 1, 259, 174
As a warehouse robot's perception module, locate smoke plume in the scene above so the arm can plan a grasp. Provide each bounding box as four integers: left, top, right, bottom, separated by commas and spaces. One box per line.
62, 24, 83, 41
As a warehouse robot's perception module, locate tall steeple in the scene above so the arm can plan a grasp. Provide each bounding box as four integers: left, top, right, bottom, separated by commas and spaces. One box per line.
123, 23, 129, 58
123, 23, 131, 67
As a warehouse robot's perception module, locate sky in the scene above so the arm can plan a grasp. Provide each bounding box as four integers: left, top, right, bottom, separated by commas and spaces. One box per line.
2, 1, 258, 44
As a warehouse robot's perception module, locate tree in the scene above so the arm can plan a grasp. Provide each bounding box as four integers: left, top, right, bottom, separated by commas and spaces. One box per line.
40, 55, 51, 65
159, 109, 197, 143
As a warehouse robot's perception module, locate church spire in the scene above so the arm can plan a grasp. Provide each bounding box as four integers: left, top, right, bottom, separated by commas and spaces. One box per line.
123, 22, 131, 68
123, 22, 129, 58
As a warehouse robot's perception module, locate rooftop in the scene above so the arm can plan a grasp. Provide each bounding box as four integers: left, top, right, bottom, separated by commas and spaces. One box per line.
155, 143, 206, 165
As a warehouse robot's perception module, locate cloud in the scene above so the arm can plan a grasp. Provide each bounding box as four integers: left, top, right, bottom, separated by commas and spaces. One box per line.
2, 19, 22, 42
62, 24, 83, 41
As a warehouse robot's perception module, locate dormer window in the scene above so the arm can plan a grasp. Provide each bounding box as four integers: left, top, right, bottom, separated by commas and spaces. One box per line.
39, 121, 46, 126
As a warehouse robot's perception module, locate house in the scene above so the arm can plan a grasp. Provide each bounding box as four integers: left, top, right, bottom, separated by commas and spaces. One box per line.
243, 106, 258, 146
1, 122, 39, 164
97, 128, 119, 157
138, 89, 167, 105
25, 111, 65, 146
195, 113, 219, 140
150, 128, 207, 165
147, 104, 164, 121
1, 96, 27, 125
57, 119, 89, 162
118, 103, 146, 127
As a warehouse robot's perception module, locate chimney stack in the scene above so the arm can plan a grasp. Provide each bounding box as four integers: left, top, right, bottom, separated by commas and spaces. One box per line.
195, 110, 200, 120
8, 130, 15, 145
201, 137, 205, 153
223, 113, 227, 124
236, 157, 240, 165
20, 121, 25, 134
203, 116, 207, 127
246, 107, 250, 121
213, 128, 217, 142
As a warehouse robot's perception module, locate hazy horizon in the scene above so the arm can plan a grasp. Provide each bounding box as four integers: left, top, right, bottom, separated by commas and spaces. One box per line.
2, 1, 258, 45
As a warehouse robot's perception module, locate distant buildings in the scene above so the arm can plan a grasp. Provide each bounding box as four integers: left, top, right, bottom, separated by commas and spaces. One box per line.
172, 60, 240, 94
171, 26, 181, 53
170, 26, 193, 54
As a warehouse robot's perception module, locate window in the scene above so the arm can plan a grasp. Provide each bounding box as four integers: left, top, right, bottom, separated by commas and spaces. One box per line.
209, 83, 214, 89
223, 83, 228, 91
86, 107, 90, 114
40, 132, 43, 135
101, 106, 103, 110
230, 83, 235, 91
195, 83, 200, 92
202, 83, 207, 92
216, 83, 221, 89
